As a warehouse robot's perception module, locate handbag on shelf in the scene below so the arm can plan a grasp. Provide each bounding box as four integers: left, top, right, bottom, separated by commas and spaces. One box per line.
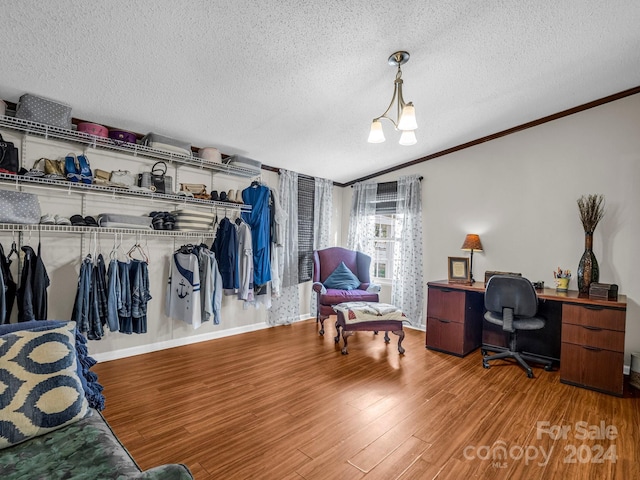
14, 94, 72, 129
0, 133, 19, 175
138, 161, 173, 194
109, 170, 136, 188
0, 189, 41, 224
43, 158, 66, 180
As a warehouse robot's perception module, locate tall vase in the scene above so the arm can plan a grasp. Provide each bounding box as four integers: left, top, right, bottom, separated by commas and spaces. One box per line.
577, 231, 599, 294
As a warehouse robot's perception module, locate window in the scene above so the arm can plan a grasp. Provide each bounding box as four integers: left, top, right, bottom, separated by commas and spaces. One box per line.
372, 182, 398, 281
297, 176, 315, 283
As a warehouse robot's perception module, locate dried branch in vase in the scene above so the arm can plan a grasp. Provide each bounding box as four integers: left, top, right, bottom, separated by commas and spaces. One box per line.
577, 194, 605, 233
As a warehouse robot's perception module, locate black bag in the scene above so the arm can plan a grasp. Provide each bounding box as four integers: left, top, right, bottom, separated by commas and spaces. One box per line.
138, 161, 173, 194
0, 133, 19, 175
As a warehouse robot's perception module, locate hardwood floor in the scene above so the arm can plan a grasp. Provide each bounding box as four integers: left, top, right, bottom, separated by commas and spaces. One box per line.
93, 318, 640, 479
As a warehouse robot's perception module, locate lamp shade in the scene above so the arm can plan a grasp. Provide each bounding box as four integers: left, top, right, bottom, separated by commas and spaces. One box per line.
397, 103, 418, 131
368, 119, 385, 143
461, 234, 483, 252
399, 129, 417, 146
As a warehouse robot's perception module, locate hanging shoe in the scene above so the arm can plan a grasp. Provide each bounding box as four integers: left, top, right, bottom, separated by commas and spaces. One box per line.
64, 154, 81, 182
77, 154, 93, 184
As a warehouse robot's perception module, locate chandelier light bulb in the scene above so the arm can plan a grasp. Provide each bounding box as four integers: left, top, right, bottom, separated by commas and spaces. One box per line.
397, 103, 418, 131
399, 129, 417, 146
368, 119, 386, 143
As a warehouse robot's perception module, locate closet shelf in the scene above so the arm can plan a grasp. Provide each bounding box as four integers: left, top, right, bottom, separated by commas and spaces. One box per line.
0, 223, 218, 237
0, 115, 259, 178
0, 173, 251, 212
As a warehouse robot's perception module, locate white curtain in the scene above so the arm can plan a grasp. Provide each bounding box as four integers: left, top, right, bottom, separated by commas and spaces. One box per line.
346, 181, 377, 258
392, 174, 425, 326
311, 177, 333, 317
267, 170, 300, 325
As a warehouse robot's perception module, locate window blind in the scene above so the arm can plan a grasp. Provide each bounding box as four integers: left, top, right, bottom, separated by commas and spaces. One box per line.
376, 181, 398, 214
298, 176, 315, 283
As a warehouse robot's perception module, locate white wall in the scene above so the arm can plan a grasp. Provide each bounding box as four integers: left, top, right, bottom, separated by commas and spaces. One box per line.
341, 93, 640, 366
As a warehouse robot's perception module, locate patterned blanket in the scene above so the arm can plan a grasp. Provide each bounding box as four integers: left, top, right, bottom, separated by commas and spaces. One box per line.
333, 302, 406, 324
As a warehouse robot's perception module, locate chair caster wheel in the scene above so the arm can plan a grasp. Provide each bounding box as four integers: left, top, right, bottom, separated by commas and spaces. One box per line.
319, 328, 324, 336
482, 361, 490, 369
544, 365, 553, 371
481, 349, 487, 356
527, 371, 534, 378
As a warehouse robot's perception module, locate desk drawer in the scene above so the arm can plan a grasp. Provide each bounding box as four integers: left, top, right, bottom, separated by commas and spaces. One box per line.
427, 288, 465, 322
426, 316, 466, 356
562, 304, 625, 331
561, 323, 624, 352
560, 342, 624, 396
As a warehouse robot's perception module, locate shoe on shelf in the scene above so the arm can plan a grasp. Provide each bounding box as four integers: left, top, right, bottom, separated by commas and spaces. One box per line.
84, 216, 98, 227
39, 214, 55, 225
210, 190, 219, 201
235, 189, 243, 204
65, 154, 81, 182
77, 155, 93, 184
70, 214, 87, 226
54, 215, 72, 225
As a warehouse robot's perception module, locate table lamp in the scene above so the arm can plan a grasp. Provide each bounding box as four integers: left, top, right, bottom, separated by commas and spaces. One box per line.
461, 234, 483, 283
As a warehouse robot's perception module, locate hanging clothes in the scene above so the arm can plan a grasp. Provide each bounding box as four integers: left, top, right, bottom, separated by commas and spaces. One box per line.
17, 244, 50, 322
212, 217, 239, 293
106, 257, 121, 332
200, 248, 223, 324
165, 250, 202, 329
117, 260, 132, 334
197, 247, 214, 323
0, 243, 17, 324
72, 255, 102, 340
236, 219, 254, 302
242, 183, 272, 287
130, 259, 151, 334
94, 254, 109, 329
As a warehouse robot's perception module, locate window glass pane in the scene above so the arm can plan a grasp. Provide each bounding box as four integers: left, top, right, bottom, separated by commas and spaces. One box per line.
372, 213, 396, 280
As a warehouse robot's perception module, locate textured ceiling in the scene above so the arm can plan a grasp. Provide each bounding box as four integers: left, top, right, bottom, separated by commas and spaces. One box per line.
1, 1, 639, 184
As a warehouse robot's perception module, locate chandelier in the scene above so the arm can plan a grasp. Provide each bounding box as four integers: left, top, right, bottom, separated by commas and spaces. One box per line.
367, 51, 418, 146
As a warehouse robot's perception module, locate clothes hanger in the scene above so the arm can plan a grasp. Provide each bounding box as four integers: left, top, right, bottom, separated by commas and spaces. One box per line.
179, 244, 194, 254
110, 232, 119, 261
8, 235, 18, 262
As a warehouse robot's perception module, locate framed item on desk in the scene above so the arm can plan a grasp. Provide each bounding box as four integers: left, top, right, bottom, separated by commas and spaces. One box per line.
448, 256, 470, 284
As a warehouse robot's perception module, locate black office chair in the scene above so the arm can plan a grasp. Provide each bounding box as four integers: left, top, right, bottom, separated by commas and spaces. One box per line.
482, 275, 553, 378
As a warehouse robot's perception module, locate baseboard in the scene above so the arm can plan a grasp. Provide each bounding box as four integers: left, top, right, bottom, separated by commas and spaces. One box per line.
92, 314, 310, 363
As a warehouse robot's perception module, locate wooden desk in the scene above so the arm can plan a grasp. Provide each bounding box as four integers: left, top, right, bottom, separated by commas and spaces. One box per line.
426, 280, 628, 396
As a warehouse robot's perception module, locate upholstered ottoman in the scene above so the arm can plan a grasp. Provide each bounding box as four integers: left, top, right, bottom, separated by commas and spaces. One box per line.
333, 302, 406, 355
